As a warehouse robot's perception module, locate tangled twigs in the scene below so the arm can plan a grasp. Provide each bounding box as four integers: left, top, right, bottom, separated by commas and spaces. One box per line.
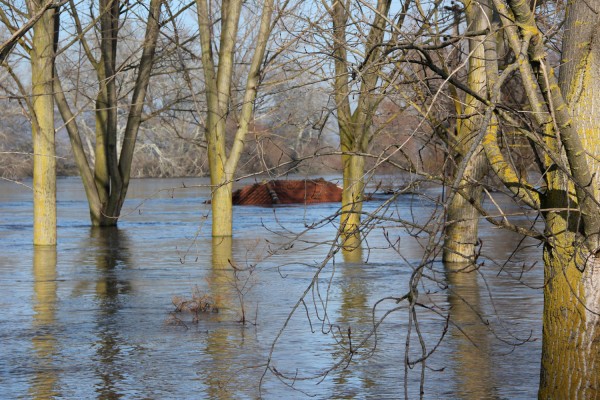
167, 286, 219, 327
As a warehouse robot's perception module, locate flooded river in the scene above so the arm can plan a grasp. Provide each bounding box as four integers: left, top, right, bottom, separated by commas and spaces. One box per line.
0, 177, 542, 399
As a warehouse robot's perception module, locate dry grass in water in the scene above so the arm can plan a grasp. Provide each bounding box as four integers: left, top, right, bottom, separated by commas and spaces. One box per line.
167, 287, 218, 327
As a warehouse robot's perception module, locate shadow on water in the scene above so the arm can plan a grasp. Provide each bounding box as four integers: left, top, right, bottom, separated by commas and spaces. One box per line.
30, 246, 59, 399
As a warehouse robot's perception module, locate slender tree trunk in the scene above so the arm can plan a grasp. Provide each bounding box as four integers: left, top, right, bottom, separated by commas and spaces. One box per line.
31, 2, 57, 245
54, 76, 105, 224
95, 0, 120, 226
341, 152, 365, 250
197, 0, 241, 236
196, 0, 275, 237
211, 176, 234, 237
94, 87, 112, 225
116, 0, 162, 211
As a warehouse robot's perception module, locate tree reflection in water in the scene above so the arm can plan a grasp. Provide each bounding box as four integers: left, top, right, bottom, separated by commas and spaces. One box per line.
90, 227, 132, 399
446, 262, 497, 399
205, 236, 247, 399
332, 246, 377, 397
30, 246, 59, 399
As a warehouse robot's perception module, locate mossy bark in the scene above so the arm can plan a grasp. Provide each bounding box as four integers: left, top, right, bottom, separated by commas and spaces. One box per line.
539, 210, 600, 398
539, 0, 600, 395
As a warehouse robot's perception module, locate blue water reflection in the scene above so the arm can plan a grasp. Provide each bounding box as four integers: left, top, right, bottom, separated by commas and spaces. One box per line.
0, 177, 542, 398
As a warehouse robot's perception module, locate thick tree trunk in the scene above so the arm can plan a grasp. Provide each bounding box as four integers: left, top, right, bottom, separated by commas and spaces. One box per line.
539, 226, 600, 398
443, 0, 490, 263
539, 0, 600, 395
443, 151, 487, 263
31, 3, 56, 245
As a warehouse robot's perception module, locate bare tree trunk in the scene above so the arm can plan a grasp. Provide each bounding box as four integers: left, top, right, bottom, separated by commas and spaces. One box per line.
539, 224, 600, 398
443, 154, 487, 263
114, 0, 162, 216
30, 0, 57, 245
330, 0, 391, 251
196, 0, 275, 237
539, 0, 600, 395
211, 176, 234, 238
340, 152, 365, 250
442, 0, 490, 264
55, 0, 163, 227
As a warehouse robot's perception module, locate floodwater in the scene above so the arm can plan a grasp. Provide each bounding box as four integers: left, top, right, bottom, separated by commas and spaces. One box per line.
0, 176, 543, 399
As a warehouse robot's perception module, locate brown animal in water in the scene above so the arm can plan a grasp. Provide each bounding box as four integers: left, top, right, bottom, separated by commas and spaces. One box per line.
231, 178, 342, 206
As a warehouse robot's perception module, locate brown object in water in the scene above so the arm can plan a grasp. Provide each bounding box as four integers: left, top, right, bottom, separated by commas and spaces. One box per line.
232, 178, 343, 205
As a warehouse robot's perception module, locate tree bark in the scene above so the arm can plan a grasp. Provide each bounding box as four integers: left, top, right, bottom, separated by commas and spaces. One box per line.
443, 153, 487, 264
30, 0, 57, 245
539, 221, 600, 398
54, 0, 163, 227
443, 0, 490, 264
341, 153, 365, 250
330, 0, 391, 250
196, 0, 275, 237
539, 0, 600, 395
211, 177, 234, 238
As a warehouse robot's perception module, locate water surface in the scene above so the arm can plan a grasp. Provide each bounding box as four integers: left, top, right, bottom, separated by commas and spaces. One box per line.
0, 177, 543, 399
